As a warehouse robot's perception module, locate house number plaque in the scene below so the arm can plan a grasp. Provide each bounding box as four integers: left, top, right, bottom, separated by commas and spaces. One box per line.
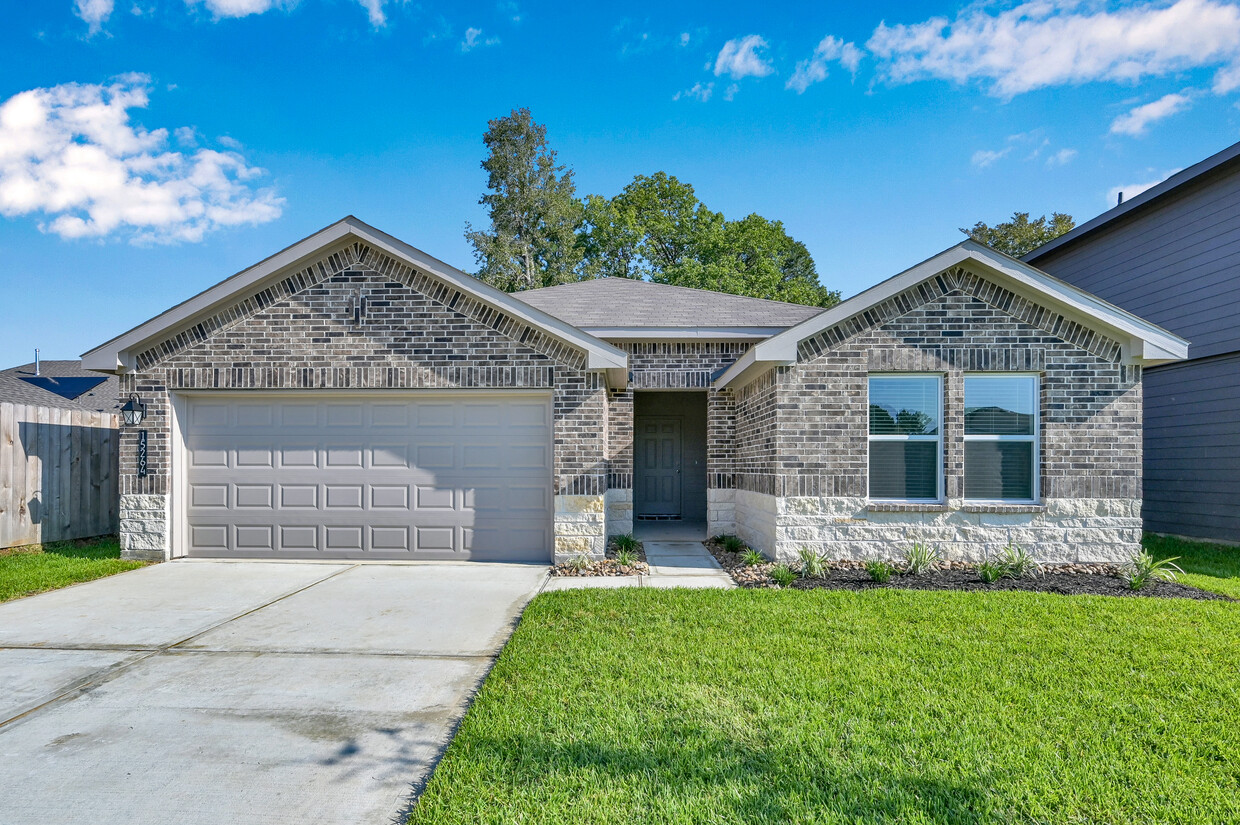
137, 430, 148, 479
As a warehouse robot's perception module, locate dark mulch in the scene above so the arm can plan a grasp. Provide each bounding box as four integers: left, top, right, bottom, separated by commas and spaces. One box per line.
550, 538, 649, 577
706, 542, 1232, 601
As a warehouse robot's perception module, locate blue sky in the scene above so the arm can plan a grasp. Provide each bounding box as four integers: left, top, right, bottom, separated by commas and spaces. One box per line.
1, 0, 1239, 366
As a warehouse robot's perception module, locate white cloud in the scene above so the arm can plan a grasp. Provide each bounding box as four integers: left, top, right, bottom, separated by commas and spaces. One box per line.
713, 35, 774, 80
75, 0, 114, 33
723, 83, 740, 101
188, 0, 385, 25
0, 75, 283, 244
971, 147, 1011, 168
1046, 147, 1078, 167
1110, 92, 1193, 135
461, 26, 500, 52
787, 35, 864, 93
867, 0, 1240, 98
679, 32, 690, 46
673, 82, 713, 102
1107, 169, 1182, 206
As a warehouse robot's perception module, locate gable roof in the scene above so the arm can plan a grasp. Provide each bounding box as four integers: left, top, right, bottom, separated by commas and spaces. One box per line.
82, 217, 628, 383
715, 239, 1190, 389
512, 277, 824, 337
1024, 138, 1240, 263
0, 360, 118, 413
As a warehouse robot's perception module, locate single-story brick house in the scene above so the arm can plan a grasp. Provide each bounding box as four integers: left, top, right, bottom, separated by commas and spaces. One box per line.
82, 217, 1187, 564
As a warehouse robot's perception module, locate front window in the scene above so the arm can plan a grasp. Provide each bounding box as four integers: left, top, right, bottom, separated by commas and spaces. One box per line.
868, 375, 942, 501
964, 374, 1039, 502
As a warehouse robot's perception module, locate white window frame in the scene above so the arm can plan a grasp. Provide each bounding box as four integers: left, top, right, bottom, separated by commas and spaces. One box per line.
867, 373, 944, 503
963, 373, 1040, 504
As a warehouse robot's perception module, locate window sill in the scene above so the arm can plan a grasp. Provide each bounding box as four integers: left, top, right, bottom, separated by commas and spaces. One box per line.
960, 502, 1046, 514
867, 502, 949, 513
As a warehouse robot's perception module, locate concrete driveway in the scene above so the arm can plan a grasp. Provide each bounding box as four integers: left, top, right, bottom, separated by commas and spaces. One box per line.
0, 560, 548, 825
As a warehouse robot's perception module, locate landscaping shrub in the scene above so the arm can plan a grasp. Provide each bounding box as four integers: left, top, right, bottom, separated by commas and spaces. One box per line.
740, 548, 766, 566
770, 563, 796, 587
864, 559, 895, 583
1120, 550, 1183, 591
797, 547, 828, 579
902, 542, 942, 576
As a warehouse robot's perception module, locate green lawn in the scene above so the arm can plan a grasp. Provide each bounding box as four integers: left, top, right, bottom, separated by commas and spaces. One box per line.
1144, 533, 1240, 599
410, 585, 1240, 824
0, 536, 146, 602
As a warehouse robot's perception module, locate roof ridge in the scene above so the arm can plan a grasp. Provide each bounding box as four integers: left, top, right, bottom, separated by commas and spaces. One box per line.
513, 276, 827, 312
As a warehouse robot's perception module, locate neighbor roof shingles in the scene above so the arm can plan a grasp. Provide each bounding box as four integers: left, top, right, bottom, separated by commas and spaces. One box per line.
0, 361, 119, 412
511, 278, 825, 329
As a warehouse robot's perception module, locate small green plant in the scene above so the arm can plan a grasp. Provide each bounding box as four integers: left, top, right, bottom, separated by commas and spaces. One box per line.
612, 547, 638, 566
997, 542, 1042, 580
613, 533, 639, 553
1119, 550, 1183, 591
864, 559, 895, 583
721, 535, 745, 553
902, 542, 942, 576
978, 559, 1006, 583
797, 547, 828, 579
770, 563, 797, 587
563, 554, 593, 572
741, 548, 767, 566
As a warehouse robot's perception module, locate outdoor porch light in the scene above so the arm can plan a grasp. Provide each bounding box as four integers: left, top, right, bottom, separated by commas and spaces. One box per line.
120, 393, 147, 427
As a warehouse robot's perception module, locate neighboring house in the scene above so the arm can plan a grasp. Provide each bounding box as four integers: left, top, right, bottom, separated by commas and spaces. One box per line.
1026, 140, 1240, 544
81, 217, 1185, 563
0, 359, 118, 412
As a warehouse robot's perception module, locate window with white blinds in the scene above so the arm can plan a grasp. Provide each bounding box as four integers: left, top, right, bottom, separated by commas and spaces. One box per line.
964, 374, 1039, 502
868, 375, 942, 501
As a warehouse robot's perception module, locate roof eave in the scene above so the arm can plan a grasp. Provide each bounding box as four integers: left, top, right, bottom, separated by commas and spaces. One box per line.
82, 217, 629, 377
715, 241, 1188, 387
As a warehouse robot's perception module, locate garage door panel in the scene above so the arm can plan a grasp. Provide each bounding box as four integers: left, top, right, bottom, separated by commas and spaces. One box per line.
183, 394, 551, 560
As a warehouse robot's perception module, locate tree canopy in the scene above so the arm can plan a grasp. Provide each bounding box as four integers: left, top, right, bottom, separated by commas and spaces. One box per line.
465, 108, 583, 292
961, 212, 1075, 258
466, 113, 838, 308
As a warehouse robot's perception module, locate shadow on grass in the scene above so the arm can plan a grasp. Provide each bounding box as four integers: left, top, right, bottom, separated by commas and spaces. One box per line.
414, 726, 1005, 824
1, 536, 122, 561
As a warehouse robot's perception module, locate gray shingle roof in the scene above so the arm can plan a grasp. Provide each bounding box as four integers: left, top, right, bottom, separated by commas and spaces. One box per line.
0, 361, 119, 413
511, 278, 825, 329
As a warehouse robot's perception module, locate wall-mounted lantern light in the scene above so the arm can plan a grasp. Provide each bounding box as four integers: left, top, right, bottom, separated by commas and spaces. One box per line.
120, 393, 147, 427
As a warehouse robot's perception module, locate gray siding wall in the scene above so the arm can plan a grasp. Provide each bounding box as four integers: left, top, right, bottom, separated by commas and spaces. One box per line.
1029, 158, 1240, 543
1143, 353, 1240, 542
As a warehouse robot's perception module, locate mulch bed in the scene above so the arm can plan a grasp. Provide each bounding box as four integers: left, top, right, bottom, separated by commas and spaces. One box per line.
705, 539, 1231, 601
550, 538, 649, 577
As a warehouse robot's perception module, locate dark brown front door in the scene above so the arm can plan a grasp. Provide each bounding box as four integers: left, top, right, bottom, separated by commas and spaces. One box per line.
636, 416, 682, 517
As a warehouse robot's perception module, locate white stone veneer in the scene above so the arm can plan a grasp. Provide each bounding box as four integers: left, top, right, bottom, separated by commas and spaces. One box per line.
119, 494, 169, 561
768, 497, 1141, 564
554, 494, 606, 562
707, 488, 736, 539
604, 488, 633, 538
734, 489, 777, 560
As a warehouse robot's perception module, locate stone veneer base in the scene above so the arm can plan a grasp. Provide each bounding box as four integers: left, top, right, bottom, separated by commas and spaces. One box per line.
604, 488, 633, 538
740, 495, 1140, 564
119, 493, 169, 561
554, 494, 606, 562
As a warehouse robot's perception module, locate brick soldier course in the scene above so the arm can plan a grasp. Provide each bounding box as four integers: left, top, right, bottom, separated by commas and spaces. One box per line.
81, 218, 1186, 564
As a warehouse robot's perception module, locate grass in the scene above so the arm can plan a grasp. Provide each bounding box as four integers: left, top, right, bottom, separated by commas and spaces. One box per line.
410, 586, 1240, 824
0, 536, 146, 602
1144, 533, 1240, 599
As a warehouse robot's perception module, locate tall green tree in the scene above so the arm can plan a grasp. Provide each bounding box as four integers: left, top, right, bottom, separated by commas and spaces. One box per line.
465, 109, 583, 292
581, 172, 839, 308
962, 211, 1075, 258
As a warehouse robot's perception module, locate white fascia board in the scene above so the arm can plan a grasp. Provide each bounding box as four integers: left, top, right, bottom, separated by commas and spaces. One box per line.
582, 326, 787, 341
82, 217, 628, 374
715, 240, 1188, 388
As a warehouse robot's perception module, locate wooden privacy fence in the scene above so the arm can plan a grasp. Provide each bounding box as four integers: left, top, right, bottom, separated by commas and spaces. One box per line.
0, 402, 119, 549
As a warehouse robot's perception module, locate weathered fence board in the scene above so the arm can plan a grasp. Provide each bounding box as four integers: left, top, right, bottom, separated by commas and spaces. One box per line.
0, 402, 119, 549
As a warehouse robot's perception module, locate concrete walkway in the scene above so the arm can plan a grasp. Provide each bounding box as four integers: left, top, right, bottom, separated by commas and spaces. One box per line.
0, 560, 547, 825
543, 538, 734, 591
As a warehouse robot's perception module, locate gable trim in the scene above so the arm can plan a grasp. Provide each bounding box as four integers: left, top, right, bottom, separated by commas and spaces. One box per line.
715, 241, 1188, 389
83, 217, 628, 380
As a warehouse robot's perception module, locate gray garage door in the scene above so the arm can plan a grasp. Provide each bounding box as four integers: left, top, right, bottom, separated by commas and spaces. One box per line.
182, 393, 553, 561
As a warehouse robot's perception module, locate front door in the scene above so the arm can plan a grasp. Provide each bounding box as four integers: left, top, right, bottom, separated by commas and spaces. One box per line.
636, 416, 682, 517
